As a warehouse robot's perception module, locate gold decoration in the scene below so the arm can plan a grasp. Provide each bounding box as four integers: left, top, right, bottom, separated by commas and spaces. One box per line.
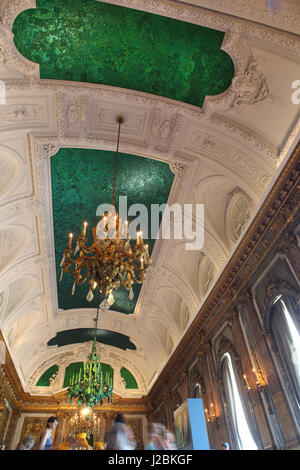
265, 277, 293, 302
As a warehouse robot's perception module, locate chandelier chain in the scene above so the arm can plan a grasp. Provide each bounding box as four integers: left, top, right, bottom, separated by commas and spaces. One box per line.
112, 117, 123, 207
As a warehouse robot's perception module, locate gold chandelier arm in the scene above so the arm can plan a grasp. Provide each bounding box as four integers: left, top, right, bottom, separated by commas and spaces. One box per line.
130, 247, 144, 259
63, 257, 93, 285
77, 236, 100, 255
129, 270, 146, 284
74, 267, 91, 286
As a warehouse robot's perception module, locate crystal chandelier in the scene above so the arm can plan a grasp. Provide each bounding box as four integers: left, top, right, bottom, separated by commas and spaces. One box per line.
59, 116, 151, 310
66, 309, 113, 407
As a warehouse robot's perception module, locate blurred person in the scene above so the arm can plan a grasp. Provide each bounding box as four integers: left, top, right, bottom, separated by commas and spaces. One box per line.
38, 416, 58, 450
104, 413, 136, 450
16, 435, 34, 450
146, 422, 168, 450
165, 429, 177, 450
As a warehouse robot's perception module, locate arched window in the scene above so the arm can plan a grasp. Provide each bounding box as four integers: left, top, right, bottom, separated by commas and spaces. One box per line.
221, 352, 257, 450
271, 295, 300, 408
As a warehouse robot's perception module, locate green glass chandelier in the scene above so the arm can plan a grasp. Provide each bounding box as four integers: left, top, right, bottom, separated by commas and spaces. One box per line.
66, 309, 113, 407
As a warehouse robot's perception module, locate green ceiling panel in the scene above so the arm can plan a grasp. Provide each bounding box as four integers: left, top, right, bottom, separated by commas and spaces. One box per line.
36, 364, 59, 387
12, 0, 234, 107
47, 328, 136, 351
63, 361, 113, 388
120, 367, 138, 389
51, 148, 174, 314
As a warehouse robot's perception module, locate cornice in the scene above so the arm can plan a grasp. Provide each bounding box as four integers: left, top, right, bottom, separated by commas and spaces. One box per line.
2, 0, 300, 36
148, 141, 300, 402
171, 0, 300, 35
97, 0, 300, 53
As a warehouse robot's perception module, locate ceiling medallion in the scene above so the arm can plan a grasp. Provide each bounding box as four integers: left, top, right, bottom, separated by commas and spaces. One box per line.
66, 309, 113, 407
60, 116, 151, 310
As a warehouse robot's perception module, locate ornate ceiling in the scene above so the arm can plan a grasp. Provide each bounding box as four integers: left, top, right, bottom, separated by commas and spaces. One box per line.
12, 0, 234, 107
0, 0, 299, 400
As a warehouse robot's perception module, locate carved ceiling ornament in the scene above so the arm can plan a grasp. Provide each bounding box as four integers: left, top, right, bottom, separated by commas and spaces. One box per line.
231, 58, 269, 108
198, 255, 216, 298
226, 310, 239, 327
225, 187, 254, 244
0, 103, 43, 123
150, 108, 174, 153
278, 231, 297, 254
196, 341, 210, 362
169, 162, 185, 178
265, 277, 294, 303
238, 290, 252, 307
209, 115, 278, 165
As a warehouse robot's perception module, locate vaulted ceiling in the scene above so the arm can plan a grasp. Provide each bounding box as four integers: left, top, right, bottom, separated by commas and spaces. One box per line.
0, 0, 299, 400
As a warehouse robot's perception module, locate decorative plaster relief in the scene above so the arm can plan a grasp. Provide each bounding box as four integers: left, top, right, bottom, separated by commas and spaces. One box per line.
209, 116, 278, 165
187, 129, 274, 185
169, 162, 185, 177
149, 107, 184, 155
0, 95, 55, 135
225, 187, 253, 244
234, 152, 270, 188
87, 98, 152, 144
57, 94, 81, 138
202, 257, 216, 296
0, 103, 43, 124
231, 58, 269, 108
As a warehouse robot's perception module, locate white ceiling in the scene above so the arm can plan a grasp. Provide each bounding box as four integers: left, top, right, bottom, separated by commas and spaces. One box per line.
0, 0, 299, 398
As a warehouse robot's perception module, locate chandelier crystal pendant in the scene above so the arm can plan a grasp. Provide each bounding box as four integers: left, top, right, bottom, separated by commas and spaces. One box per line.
59, 116, 151, 310
66, 309, 113, 407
